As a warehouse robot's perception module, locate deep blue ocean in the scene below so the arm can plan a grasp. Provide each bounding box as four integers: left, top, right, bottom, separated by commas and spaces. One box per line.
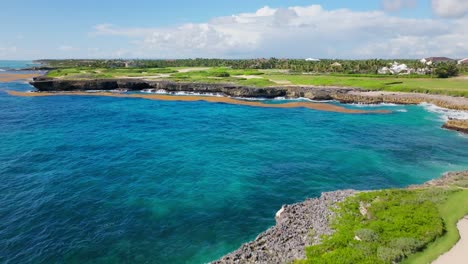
1, 61, 467, 263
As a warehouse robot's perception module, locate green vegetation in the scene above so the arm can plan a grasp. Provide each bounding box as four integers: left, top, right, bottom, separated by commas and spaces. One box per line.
38, 58, 468, 75
47, 67, 178, 78
43, 60, 468, 97
267, 74, 468, 97
434, 63, 459, 78
403, 190, 468, 264
296, 185, 468, 264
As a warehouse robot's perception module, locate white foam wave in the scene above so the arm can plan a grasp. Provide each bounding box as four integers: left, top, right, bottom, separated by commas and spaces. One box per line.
141, 89, 224, 97
0, 69, 5, 72
231, 96, 269, 101
420, 102, 468, 120
396, 109, 408, 113
350, 103, 399, 107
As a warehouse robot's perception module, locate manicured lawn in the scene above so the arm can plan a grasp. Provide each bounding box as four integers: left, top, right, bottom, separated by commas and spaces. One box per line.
266, 74, 468, 97
46, 67, 468, 97
47, 67, 178, 78
402, 189, 468, 264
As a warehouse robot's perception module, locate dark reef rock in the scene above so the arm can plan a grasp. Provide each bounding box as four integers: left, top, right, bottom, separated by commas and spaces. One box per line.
30, 78, 468, 111
212, 190, 356, 264
30, 78, 358, 99
214, 170, 468, 264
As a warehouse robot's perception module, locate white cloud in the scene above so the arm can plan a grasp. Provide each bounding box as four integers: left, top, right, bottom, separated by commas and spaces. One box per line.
382, 0, 417, 12
432, 0, 468, 18
91, 5, 468, 59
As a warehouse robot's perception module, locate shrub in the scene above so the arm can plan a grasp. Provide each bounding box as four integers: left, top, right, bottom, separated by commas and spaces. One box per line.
299, 189, 449, 264
211, 71, 230, 77
434, 63, 459, 78
355, 229, 379, 242
388, 238, 424, 255
377, 246, 404, 263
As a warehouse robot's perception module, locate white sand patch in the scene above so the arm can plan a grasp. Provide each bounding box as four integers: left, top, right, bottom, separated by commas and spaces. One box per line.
234, 75, 264, 79
177, 67, 210, 73
432, 216, 468, 264
270, 79, 292, 85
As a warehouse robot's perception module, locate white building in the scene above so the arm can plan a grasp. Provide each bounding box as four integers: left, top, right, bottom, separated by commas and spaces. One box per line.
379, 61, 429, 75
305, 58, 320, 62
458, 58, 468, 64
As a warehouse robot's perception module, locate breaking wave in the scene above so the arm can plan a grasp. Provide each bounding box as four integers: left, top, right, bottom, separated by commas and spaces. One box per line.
420, 103, 468, 120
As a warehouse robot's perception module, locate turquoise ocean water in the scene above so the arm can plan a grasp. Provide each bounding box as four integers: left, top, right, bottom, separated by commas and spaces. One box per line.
0, 60, 38, 71
1, 61, 467, 263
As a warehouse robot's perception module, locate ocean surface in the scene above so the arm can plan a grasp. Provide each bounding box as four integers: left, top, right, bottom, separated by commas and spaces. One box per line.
1, 61, 467, 263
0, 60, 38, 71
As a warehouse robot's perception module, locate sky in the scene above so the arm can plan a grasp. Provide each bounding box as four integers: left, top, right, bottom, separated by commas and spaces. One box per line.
1, 0, 468, 59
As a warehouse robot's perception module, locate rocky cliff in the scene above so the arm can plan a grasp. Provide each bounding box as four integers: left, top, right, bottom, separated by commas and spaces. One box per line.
29, 77, 468, 133
213, 171, 468, 264
30, 77, 468, 110
30, 77, 354, 100
212, 190, 356, 264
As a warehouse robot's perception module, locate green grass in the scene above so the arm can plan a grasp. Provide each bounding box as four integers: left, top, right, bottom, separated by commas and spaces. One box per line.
296, 187, 468, 264
47, 67, 178, 78
298, 188, 456, 264
266, 74, 468, 97
403, 189, 468, 264
237, 78, 275, 87
45, 67, 468, 97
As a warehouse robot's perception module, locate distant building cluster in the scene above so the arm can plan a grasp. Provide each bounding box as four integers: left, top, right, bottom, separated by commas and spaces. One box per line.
375, 56, 467, 75
377, 61, 429, 75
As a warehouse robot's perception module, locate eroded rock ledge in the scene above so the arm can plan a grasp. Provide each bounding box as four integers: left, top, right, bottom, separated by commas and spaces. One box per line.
442, 119, 468, 134
30, 77, 468, 111
214, 171, 468, 264
211, 190, 356, 264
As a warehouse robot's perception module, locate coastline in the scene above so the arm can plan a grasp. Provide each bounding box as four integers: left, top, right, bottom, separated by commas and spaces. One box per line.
5, 90, 390, 114
212, 171, 468, 264
29, 77, 468, 111
212, 190, 356, 264
28, 77, 468, 133
1, 73, 467, 132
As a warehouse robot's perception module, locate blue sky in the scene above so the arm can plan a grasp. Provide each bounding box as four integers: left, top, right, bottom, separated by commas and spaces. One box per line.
1, 0, 467, 59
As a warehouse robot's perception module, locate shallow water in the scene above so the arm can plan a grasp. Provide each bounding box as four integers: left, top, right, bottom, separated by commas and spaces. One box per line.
1, 77, 467, 263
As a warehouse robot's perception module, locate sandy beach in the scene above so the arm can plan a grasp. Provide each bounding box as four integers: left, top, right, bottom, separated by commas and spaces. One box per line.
6, 90, 391, 114
433, 216, 468, 264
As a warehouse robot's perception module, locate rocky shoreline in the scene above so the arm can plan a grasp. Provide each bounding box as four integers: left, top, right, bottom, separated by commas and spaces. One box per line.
442, 119, 468, 134
212, 190, 356, 264
29, 77, 468, 133
213, 171, 468, 264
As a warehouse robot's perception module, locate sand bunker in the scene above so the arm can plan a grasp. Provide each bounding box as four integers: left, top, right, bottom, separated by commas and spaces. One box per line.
6, 91, 391, 114
0, 73, 40, 82
433, 216, 468, 264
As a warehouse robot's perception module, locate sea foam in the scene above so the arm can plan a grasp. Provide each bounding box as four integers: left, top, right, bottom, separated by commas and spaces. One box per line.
420, 102, 468, 121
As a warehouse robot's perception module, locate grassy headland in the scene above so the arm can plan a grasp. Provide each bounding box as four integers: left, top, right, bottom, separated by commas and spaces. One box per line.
36, 58, 468, 97
44, 66, 468, 97
296, 174, 468, 264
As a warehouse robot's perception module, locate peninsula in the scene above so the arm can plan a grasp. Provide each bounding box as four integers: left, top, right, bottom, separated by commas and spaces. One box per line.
18, 58, 468, 133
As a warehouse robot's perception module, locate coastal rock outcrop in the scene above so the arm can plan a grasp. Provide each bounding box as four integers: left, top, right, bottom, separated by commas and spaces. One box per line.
211, 190, 355, 264
30, 78, 358, 100
30, 78, 468, 111
442, 119, 468, 134
214, 171, 468, 264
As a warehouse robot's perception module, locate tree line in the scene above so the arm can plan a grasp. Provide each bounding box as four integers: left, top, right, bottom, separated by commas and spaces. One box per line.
37, 58, 467, 76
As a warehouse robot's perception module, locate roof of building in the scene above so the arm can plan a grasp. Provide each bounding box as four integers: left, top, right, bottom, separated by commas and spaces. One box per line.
424, 57, 455, 62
